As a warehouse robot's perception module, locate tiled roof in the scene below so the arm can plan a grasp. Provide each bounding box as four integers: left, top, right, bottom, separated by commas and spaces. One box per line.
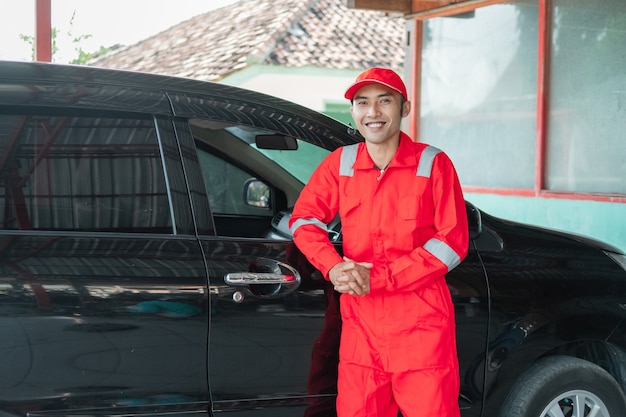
90, 0, 405, 81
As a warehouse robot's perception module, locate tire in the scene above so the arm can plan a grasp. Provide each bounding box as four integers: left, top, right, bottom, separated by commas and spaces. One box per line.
499, 355, 626, 417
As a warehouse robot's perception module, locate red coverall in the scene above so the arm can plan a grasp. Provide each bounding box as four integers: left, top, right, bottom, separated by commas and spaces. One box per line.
290, 132, 469, 417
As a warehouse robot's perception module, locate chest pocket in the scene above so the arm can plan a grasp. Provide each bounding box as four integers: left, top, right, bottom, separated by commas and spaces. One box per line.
396, 173, 435, 219
398, 194, 420, 220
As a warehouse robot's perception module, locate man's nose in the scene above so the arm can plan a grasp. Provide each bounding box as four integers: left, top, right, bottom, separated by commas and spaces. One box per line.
366, 103, 381, 116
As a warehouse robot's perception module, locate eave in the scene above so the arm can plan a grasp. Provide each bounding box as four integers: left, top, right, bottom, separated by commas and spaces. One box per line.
346, 0, 475, 15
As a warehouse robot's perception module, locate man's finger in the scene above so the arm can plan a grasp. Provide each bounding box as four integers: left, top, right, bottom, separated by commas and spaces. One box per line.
343, 256, 373, 269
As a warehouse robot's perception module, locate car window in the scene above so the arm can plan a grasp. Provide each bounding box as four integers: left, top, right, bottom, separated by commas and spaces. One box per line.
0, 113, 172, 233
196, 149, 270, 216
190, 121, 331, 212
220, 125, 330, 184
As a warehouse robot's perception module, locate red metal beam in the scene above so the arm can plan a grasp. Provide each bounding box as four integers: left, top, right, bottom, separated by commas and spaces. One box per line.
410, 19, 422, 141
534, 0, 550, 193
35, 0, 52, 62
346, 0, 412, 13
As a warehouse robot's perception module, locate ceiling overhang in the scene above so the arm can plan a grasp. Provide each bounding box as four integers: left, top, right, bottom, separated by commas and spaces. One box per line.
346, 0, 472, 15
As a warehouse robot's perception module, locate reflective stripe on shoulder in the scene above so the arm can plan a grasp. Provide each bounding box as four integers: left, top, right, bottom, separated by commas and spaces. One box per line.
339, 143, 359, 177
291, 218, 329, 235
340, 143, 441, 178
423, 237, 461, 272
416, 146, 442, 178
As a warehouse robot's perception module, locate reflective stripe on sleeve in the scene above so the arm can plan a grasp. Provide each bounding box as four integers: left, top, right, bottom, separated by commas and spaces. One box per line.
291, 217, 330, 235
416, 146, 442, 178
339, 143, 359, 177
423, 237, 461, 271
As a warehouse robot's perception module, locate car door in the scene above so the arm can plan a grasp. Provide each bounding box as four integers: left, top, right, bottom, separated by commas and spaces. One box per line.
173, 117, 337, 417
201, 161, 336, 416
0, 112, 210, 416
202, 236, 335, 417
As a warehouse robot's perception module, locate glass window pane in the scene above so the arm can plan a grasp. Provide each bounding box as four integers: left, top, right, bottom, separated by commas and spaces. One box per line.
420, 1, 538, 188
0, 114, 171, 232
546, 0, 626, 194
196, 149, 271, 216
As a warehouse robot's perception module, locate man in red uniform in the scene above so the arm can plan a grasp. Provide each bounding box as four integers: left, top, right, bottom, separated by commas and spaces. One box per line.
289, 67, 469, 417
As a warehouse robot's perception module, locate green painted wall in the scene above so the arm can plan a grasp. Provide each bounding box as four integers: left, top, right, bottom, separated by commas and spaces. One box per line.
465, 193, 626, 253
323, 101, 353, 126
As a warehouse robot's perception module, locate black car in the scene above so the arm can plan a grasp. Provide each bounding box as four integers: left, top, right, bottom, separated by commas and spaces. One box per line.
0, 61, 625, 417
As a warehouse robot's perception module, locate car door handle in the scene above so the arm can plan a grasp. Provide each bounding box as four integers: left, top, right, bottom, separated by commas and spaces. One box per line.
224, 272, 297, 285
223, 258, 301, 300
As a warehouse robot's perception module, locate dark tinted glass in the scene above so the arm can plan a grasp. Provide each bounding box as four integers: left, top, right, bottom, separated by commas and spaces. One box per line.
0, 114, 172, 232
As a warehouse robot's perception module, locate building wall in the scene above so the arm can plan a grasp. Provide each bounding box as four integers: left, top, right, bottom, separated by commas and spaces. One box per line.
408, 0, 626, 253
220, 64, 359, 124
465, 193, 626, 253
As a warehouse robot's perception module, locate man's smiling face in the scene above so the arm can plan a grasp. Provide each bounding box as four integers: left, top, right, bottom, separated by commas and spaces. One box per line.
350, 83, 410, 146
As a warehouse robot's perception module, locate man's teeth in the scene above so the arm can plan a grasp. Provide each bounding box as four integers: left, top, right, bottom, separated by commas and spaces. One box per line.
367, 122, 384, 128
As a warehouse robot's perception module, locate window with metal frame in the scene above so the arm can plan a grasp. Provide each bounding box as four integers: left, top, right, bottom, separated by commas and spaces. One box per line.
0, 114, 172, 232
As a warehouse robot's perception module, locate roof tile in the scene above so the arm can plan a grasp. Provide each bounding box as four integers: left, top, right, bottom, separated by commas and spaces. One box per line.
90, 0, 404, 81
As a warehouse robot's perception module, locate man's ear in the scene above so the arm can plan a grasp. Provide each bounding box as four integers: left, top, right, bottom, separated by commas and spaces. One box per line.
402, 100, 411, 118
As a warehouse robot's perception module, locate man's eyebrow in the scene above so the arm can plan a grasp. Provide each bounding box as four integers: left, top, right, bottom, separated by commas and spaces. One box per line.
353, 92, 393, 101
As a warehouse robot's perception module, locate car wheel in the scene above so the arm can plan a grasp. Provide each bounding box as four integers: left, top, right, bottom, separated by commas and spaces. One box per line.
499, 355, 626, 417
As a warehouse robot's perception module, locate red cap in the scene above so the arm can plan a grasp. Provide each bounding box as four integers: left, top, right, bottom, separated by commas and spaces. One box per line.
344, 67, 408, 101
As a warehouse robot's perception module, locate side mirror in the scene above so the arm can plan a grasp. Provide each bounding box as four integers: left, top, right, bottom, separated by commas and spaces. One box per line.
466, 201, 482, 241
244, 178, 270, 208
